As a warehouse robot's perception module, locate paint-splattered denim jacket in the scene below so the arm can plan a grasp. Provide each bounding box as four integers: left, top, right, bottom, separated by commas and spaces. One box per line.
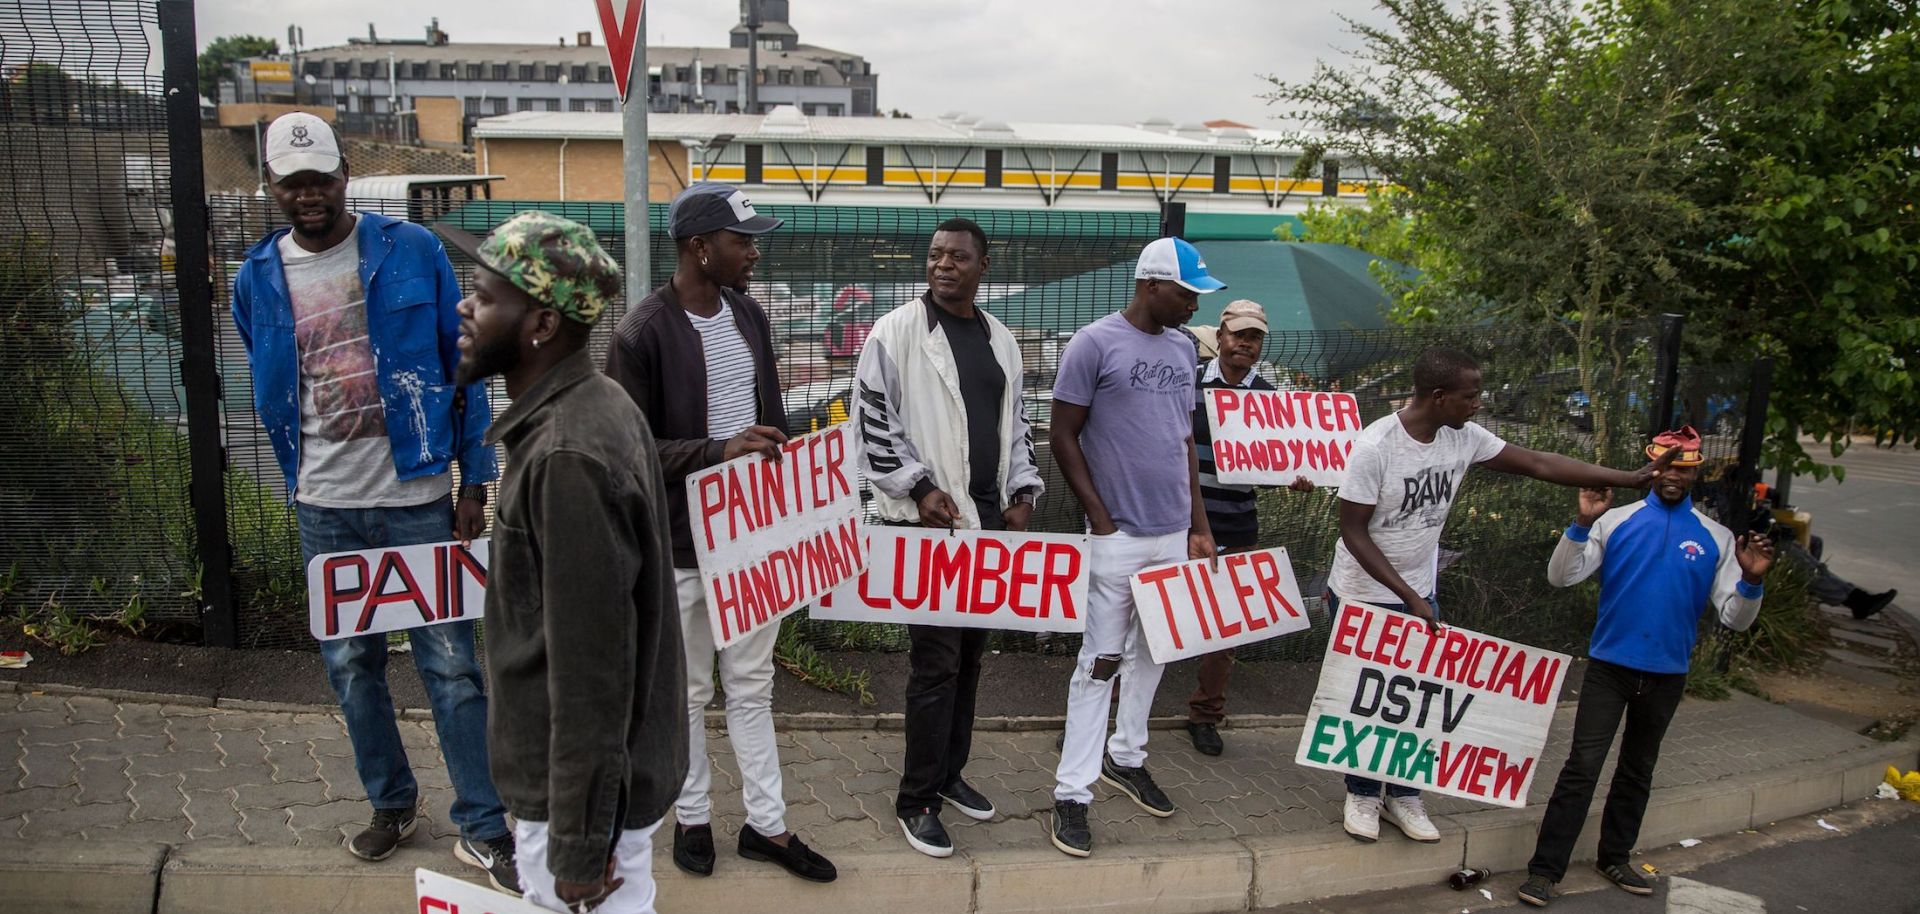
230, 212, 496, 499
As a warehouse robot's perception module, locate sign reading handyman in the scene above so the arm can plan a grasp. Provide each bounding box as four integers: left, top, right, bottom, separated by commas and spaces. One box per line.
417, 866, 548, 914
307, 540, 487, 642
1295, 601, 1570, 808
1130, 546, 1311, 664
814, 527, 1090, 632
687, 422, 865, 649
1205, 388, 1364, 488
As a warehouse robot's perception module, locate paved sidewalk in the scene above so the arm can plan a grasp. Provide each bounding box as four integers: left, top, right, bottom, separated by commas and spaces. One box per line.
1, 681, 1913, 914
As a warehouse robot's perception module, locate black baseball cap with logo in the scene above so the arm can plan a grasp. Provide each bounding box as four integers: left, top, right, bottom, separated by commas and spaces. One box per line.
667, 182, 784, 240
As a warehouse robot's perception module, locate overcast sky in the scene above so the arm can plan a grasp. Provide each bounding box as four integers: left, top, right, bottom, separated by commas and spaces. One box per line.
195, 0, 1385, 126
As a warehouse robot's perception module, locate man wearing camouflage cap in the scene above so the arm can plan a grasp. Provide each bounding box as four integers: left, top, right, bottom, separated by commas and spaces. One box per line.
439, 212, 686, 914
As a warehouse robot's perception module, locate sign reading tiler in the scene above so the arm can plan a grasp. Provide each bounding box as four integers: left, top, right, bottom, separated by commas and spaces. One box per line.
1295, 600, 1570, 807
1131, 546, 1311, 664
687, 422, 865, 649
1205, 388, 1363, 487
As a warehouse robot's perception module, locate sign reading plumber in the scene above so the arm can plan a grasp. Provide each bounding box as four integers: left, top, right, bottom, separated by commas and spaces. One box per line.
814, 527, 1090, 632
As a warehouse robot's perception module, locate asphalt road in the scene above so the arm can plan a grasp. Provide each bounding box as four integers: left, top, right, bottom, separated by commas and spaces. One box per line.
1782, 439, 1920, 630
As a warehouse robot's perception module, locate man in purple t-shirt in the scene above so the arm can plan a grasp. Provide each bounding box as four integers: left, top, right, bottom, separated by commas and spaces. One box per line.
1047, 237, 1225, 858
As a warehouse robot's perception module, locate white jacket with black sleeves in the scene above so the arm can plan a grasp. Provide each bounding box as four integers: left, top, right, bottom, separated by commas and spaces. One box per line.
853, 295, 1043, 528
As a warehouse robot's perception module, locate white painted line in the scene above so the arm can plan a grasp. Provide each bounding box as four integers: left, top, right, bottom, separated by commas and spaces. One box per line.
1668, 876, 1768, 914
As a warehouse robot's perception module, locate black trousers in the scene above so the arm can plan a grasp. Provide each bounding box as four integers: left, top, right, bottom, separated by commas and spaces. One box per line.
895, 498, 1001, 817
1527, 658, 1687, 881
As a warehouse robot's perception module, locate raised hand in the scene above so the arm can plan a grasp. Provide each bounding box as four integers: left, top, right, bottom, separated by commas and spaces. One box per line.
1735, 532, 1775, 583
1577, 487, 1612, 526
1630, 444, 1680, 488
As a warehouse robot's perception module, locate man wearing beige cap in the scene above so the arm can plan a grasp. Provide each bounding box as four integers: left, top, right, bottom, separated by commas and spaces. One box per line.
1184, 299, 1313, 756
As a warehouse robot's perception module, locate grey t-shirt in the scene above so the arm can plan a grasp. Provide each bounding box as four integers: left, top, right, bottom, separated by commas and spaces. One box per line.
1051, 312, 1197, 536
279, 222, 448, 508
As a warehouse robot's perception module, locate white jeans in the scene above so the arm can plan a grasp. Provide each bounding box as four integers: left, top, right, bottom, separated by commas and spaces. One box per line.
673, 568, 787, 836
513, 818, 661, 914
1053, 530, 1189, 804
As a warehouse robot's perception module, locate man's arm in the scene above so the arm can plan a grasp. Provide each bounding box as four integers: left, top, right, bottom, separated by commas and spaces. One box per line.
1187, 433, 1215, 560
1337, 499, 1436, 627
1712, 528, 1771, 632
1001, 363, 1044, 531
1547, 488, 1613, 587
1051, 401, 1116, 535
851, 330, 943, 512
604, 328, 782, 481
228, 265, 255, 355
1480, 441, 1678, 489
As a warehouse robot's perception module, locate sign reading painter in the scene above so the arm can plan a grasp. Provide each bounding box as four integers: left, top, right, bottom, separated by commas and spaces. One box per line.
814, 527, 1090, 632
307, 540, 487, 642
1205, 388, 1364, 487
687, 422, 865, 649
1295, 601, 1570, 807
1131, 547, 1312, 664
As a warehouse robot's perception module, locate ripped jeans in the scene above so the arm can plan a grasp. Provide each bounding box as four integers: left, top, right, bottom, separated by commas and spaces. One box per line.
298, 497, 509, 842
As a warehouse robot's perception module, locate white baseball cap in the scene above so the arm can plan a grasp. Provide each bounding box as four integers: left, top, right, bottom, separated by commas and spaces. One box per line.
1135, 237, 1226, 293
264, 112, 343, 181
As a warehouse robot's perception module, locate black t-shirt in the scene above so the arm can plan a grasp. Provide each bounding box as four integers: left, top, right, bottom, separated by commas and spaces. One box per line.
931, 300, 1006, 503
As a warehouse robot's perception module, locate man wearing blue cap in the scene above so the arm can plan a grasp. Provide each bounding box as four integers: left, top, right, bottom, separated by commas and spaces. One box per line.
605, 182, 836, 884
1048, 237, 1223, 858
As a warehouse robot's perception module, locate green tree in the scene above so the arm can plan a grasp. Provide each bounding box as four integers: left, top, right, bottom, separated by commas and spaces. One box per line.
197, 34, 278, 101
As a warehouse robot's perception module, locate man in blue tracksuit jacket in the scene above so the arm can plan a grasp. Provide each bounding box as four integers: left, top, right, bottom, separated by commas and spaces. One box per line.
1518, 426, 1774, 907
229, 114, 516, 891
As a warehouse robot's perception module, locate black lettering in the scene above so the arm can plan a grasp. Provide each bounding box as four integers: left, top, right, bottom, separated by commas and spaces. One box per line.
1351, 667, 1386, 718
1382, 674, 1415, 725
1440, 688, 1476, 733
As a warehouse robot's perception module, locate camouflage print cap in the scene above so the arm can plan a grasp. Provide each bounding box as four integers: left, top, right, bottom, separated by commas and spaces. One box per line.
435, 211, 619, 325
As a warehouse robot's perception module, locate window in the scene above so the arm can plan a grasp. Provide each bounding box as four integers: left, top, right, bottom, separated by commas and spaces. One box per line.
410, 62, 427, 79
570, 65, 588, 83
866, 146, 885, 185
359, 62, 378, 78
1321, 159, 1340, 196
466, 64, 483, 80
597, 66, 612, 83
464, 97, 480, 114
519, 64, 535, 81
744, 144, 764, 184
827, 104, 842, 116
1100, 152, 1119, 191
596, 98, 615, 113
517, 97, 533, 112
303, 61, 322, 76
332, 62, 349, 78
490, 98, 509, 115
701, 67, 715, 84
803, 69, 817, 86
569, 98, 588, 112
777, 69, 792, 85
492, 64, 509, 80
545, 64, 561, 81
984, 149, 1003, 188
1213, 155, 1232, 194
543, 98, 561, 111
440, 64, 457, 79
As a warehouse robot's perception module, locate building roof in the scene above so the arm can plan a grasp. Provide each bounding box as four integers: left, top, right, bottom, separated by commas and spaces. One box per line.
299, 42, 865, 68
473, 108, 1315, 155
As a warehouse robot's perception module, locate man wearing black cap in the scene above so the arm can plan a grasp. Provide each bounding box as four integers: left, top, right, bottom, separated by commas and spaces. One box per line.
605, 182, 836, 883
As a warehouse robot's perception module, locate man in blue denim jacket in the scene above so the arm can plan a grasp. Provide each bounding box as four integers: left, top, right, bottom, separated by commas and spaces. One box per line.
228, 114, 516, 892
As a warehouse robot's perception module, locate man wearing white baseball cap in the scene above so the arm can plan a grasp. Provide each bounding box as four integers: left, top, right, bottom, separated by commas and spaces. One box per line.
1048, 236, 1223, 858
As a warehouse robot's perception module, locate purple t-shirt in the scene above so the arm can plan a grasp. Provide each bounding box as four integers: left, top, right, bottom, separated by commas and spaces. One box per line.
1052, 312, 1197, 535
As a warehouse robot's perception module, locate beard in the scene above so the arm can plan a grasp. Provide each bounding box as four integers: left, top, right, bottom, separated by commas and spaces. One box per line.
455, 333, 520, 386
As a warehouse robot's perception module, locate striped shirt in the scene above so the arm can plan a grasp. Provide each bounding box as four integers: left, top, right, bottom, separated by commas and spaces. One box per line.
1193, 359, 1275, 549
688, 302, 759, 439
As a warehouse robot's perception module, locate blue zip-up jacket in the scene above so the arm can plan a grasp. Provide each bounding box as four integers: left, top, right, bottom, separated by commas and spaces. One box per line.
1547, 492, 1763, 674
229, 213, 497, 499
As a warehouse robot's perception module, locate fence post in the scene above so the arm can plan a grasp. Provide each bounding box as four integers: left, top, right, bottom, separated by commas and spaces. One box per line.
1160, 201, 1186, 239
1715, 356, 1772, 674
1651, 312, 1684, 434
160, 0, 239, 648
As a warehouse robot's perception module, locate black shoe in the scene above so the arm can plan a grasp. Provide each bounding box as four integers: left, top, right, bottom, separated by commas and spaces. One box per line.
1596, 862, 1653, 896
346, 806, 417, 861
673, 823, 715, 876
1517, 873, 1554, 907
939, 779, 995, 821
899, 808, 954, 858
1850, 588, 1897, 620
739, 827, 837, 883
1099, 755, 1175, 817
1050, 800, 1092, 857
455, 832, 522, 896
1186, 721, 1224, 756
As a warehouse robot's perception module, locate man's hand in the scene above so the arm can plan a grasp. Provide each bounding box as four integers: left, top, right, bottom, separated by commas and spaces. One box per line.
1403, 594, 1441, 633
1087, 513, 1119, 536
554, 857, 624, 912
1188, 531, 1217, 562
453, 494, 487, 545
1576, 487, 1612, 527
1628, 445, 1680, 488
1002, 501, 1033, 532
1735, 532, 1775, 584
918, 488, 961, 528
1288, 475, 1315, 493
722, 425, 789, 462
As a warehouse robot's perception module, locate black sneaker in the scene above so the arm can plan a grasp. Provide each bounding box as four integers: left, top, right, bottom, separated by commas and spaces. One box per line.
739, 827, 837, 883
1186, 721, 1224, 756
1518, 873, 1554, 907
899, 808, 954, 858
1850, 588, 1898, 620
1099, 755, 1175, 817
346, 806, 417, 861
673, 823, 715, 876
939, 779, 995, 821
1596, 862, 1654, 895
455, 832, 522, 896
1050, 800, 1091, 857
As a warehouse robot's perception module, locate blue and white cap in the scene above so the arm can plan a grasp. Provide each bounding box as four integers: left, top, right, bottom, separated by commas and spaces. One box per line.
1134, 237, 1226, 293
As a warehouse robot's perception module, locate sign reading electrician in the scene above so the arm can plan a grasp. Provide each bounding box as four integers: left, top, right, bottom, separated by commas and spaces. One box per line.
1295, 600, 1570, 808
306, 540, 487, 642
687, 422, 866, 649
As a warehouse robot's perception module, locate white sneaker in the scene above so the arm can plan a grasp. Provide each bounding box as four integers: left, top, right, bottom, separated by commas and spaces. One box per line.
1343, 793, 1381, 842
1382, 794, 1441, 842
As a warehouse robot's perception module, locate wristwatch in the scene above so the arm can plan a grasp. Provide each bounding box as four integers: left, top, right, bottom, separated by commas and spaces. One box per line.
460, 484, 489, 505
1011, 490, 1038, 507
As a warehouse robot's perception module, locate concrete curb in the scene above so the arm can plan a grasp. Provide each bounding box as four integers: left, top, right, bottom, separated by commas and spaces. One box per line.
6, 737, 1913, 914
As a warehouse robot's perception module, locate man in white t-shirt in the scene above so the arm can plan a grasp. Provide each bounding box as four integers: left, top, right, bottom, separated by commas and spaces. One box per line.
1327, 347, 1676, 845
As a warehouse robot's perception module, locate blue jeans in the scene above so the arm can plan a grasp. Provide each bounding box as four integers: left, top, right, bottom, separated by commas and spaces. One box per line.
1326, 588, 1433, 800
298, 497, 508, 841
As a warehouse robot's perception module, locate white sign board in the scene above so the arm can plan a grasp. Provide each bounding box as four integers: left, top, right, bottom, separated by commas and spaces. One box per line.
417, 867, 549, 914
1205, 388, 1364, 487
306, 540, 487, 642
814, 526, 1090, 632
1129, 546, 1312, 664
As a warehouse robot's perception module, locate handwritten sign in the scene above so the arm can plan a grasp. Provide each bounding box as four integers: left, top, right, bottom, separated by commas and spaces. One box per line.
1130, 547, 1311, 664
1295, 600, 1571, 808
306, 540, 487, 642
687, 422, 865, 649
814, 527, 1089, 632
1206, 388, 1363, 487
417, 867, 548, 914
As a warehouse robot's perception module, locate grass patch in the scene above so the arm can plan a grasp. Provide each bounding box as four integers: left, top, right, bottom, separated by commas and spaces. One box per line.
774, 616, 876, 707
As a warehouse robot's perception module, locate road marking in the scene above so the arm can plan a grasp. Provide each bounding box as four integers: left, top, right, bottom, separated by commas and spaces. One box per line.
1668, 876, 1767, 914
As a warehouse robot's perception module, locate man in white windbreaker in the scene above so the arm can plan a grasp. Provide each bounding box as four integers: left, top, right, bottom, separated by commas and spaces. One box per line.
854, 217, 1044, 859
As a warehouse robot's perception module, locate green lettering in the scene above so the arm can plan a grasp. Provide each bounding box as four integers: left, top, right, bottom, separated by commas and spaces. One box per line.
1305, 714, 1341, 764
1406, 739, 1437, 785
1331, 719, 1373, 768
1366, 723, 1399, 771
1384, 731, 1420, 779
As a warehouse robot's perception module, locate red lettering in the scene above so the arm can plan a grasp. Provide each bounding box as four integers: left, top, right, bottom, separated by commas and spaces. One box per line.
448, 544, 485, 620
1491, 752, 1535, 801
1197, 563, 1238, 639
970, 539, 1011, 613
1270, 391, 1296, 427
1306, 437, 1329, 470
930, 539, 972, 606
711, 572, 738, 641
1465, 639, 1497, 689
1315, 392, 1335, 430
1008, 541, 1042, 618
697, 474, 727, 551
1334, 393, 1361, 431
892, 537, 928, 610
1041, 543, 1081, 620
806, 434, 828, 508
1435, 629, 1471, 680
1491, 648, 1526, 697
1137, 566, 1185, 651
1374, 613, 1402, 667
823, 427, 851, 501
321, 555, 369, 637
433, 546, 448, 621
724, 465, 755, 540
1466, 747, 1498, 795
419, 898, 454, 914
1331, 602, 1365, 655
1223, 554, 1266, 632
1247, 552, 1297, 621
1438, 741, 1477, 788
1212, 388, 1238, 429
1520, 655, 1563, 705
360, 552, 432, 633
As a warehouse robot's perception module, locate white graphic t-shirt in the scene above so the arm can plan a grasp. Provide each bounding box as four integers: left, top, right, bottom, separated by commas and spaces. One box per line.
1327, 413, 1506, 603
280, 222, 448, 508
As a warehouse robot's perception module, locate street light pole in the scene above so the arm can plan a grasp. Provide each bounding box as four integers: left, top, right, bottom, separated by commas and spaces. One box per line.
623, 6, 650, 300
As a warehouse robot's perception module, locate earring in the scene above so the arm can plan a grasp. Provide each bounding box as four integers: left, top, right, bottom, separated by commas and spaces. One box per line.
531, 338, 542, 349
702, 257, 709, 267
